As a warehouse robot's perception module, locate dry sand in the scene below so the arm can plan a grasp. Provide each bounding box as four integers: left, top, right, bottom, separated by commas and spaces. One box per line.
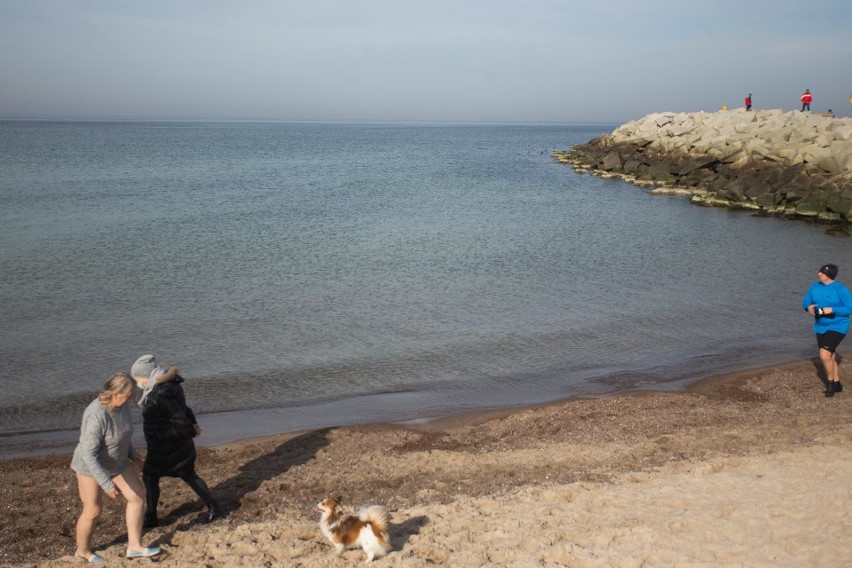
2, 359, 851, 567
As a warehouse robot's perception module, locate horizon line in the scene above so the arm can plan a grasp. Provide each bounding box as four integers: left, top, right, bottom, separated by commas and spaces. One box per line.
0, 115, 624, 127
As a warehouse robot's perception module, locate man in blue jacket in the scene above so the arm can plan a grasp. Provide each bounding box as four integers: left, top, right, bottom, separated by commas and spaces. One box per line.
803, 264, 852, 397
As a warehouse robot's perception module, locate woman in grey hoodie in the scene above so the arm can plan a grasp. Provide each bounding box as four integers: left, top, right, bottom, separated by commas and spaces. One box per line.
70, 373, 161, 563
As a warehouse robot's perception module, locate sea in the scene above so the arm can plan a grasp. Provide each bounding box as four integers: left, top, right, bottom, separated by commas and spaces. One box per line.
1, 120, 849, 458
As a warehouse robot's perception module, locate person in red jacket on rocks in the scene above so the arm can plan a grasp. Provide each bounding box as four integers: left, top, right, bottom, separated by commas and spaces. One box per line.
801, 89, 812, 111
745, 93, 752, 111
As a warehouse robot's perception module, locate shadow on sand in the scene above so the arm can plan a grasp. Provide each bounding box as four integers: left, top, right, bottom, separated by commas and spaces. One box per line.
211, 427, 332, 514
146, 428, 332, 548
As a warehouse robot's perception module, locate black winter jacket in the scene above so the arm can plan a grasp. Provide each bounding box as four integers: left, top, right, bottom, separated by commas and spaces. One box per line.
141, 367, 198, 478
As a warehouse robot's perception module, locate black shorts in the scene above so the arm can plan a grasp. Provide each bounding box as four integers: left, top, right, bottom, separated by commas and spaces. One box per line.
816, 331, 847, 353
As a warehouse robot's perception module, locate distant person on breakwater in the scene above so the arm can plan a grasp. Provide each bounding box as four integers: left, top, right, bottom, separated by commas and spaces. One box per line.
800, 89, 812, 111
745, 93, 752, 111
70, 373, 161, 562
803, 264, 852, 397
131, 355, 225, 527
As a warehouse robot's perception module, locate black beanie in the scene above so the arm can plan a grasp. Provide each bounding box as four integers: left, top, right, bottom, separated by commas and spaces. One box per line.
819, 264, 839, 280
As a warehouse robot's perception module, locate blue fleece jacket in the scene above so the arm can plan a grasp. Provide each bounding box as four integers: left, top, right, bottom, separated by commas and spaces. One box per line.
802, 280, 852, 334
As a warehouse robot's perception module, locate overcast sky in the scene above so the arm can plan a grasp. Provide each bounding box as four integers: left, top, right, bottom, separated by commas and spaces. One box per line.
1, 0, 850, 122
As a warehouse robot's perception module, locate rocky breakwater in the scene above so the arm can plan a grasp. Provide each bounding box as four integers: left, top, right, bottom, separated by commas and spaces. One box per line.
554, 110, 852, 225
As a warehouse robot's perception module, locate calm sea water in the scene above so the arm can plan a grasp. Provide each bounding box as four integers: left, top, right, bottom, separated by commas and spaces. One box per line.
1, 120, 849, 457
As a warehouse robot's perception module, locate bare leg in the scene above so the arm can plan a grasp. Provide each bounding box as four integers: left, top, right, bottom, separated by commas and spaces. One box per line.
821, 348, 839, 383
112, 467, 146, 551
75, 475, 103, 560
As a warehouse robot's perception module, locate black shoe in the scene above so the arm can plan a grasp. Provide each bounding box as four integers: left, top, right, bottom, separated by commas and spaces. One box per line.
826, 382, 836, 397
835, 382, 843, 393
143, 517, 159, 529
197, 506, 227, 525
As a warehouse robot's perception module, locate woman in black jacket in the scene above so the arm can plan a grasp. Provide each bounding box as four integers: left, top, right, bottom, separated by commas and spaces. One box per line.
131, 355, 225, 528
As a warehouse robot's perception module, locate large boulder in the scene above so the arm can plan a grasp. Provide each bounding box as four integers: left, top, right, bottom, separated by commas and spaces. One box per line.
554, 109, 852, 225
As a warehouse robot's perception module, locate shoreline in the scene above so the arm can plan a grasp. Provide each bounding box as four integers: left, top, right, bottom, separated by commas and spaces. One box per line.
0, 358, 801, 460
3, 358, 851, 566
0, 347, 806, 460
2, 357, 806, 459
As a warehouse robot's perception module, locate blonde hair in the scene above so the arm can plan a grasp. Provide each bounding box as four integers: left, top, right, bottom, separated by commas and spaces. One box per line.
98, 372, 134, 405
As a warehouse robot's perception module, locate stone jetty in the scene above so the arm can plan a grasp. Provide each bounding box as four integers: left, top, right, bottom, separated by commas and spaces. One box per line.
554, 109, 852, 225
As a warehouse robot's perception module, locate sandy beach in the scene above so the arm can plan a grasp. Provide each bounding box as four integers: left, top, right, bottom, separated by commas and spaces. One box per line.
2, 359, 851, 567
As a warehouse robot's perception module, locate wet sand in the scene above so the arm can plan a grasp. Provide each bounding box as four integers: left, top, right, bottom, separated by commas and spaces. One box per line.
2, 359, 851, 567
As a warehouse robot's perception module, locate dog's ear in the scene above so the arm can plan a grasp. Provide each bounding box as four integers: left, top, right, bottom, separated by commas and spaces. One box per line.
334, 495, 342, 505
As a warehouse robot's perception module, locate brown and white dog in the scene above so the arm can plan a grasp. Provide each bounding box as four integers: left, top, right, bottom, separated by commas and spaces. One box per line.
314, 497, 392, 562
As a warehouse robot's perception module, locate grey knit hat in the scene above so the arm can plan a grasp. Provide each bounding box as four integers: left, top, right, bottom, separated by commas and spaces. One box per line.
131, 354, 157, 378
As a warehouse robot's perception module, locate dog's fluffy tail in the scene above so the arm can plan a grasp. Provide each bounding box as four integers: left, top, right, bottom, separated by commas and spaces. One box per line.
359, 505, 390, 533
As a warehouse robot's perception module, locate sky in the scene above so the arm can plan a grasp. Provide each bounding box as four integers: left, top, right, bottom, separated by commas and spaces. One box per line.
1, 0, 850, 123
